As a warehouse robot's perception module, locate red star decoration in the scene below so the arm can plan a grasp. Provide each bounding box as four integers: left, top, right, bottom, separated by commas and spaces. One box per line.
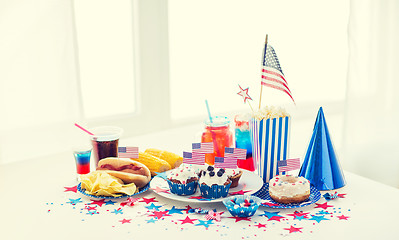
85, 206, 97, 211
253, 223, 267, 228
64, 186, 77, 193
140, 197, 158, 204
119, 218, 132, 224
261, 202, 280, 207
237, 85, 253, 103
183, 205, 193, 214
120, 197, 139, 207
337, 215, 350, 220
314, 202, 334, 210
337, 193, 347, 198
286, 211, 310, 219
188, 195, 206, 200
178, 216, 197, 224
89, 199, 106, 207
148, 210, 171, 219
229, 189, 252, 196
228, 216, 252, 222
150, 186, 170, 194
267, 215, 285, 222
284, 225, 303, 233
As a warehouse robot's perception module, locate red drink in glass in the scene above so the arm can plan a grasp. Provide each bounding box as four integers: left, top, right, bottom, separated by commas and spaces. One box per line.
201, 116, 233, 165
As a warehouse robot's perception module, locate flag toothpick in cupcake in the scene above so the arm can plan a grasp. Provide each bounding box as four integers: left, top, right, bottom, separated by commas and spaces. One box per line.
214, 147, 247, 169
183, 142, 214, 165
277, 158, 301, 174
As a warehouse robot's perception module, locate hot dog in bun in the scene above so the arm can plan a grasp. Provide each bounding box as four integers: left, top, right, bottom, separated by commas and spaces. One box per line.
96, 157, 151, 188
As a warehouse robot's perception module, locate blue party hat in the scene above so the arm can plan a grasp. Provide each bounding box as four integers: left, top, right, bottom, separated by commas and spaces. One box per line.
299, 107, 346, 190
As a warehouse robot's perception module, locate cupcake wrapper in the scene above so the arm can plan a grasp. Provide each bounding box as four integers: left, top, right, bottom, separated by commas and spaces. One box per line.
223, 195, 262, 217
167, 179, 198, 196
199, 182, 232, 199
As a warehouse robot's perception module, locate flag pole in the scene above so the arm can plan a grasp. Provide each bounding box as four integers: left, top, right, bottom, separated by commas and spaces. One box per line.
259, 34, 268, 110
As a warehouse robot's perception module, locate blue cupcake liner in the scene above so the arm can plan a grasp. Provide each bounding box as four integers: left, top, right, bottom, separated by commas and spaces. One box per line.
167, 179, 198, 196
223, 195, 262, 217
199, 182, 232, 199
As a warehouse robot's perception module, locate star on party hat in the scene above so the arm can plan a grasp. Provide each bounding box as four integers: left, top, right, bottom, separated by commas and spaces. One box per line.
299, 107, 346, 190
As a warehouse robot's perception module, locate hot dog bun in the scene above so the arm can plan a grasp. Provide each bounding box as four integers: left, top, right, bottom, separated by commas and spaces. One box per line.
96, 157, 151, 188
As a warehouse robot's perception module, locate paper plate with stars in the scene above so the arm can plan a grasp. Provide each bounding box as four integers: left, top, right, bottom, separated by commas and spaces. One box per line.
253, 183, 321, 209
150, 169, 263, 203
77, 182, 150, 199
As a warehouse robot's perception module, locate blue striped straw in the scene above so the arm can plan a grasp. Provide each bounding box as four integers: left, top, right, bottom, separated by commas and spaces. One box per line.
205, 100, 213, 123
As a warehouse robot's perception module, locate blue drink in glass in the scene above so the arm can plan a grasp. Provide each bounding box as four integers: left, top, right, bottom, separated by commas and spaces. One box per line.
234, 114, 254, 171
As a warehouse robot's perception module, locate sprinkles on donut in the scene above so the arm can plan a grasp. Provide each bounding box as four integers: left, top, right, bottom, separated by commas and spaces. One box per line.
268, 175, 310, 204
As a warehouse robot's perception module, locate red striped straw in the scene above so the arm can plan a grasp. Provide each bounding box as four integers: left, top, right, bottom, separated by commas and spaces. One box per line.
74, 123, 94, 136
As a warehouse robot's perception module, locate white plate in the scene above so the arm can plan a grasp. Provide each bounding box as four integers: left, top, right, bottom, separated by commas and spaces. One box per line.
150, 169, 263, 203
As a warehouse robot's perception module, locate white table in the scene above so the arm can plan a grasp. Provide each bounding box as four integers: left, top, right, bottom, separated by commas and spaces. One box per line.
1, 125, 399, 240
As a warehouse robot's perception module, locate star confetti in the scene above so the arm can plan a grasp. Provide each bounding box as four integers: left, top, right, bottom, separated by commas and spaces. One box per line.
111, 208, 123, 215
119, 218, 132, 224
183, 205, 193, 214
64, 186, 77, 193
85, 206, 97, 211
308, 214, 330, 223
120, 197, 139, 207
253, 223, 267, 228
89, 199, 106, 207
104, 200, 116, 205
195, 220, 214, 228
67, 198, 82, 205
140, 197, 158, 204
237, 85, 253, 103
145, 203, 162, 211
178, 216, 197, 224
259, 211, 286, 222
286, 211, 310, 219
229, 189, 251, 196
314, 202, 334, 210
165, 206, 185, 215
228, 216, 252, 222
150, 186, 170, 194
337, 215, 350, 220
148, 210, 171, 219
284, 225, 303, 233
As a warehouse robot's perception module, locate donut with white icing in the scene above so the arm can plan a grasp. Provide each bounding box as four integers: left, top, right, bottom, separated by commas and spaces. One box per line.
268, 175, 310, 204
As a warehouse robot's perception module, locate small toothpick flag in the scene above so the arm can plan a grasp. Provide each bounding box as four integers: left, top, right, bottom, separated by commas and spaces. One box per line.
192, 142, 214, 154
277, 158, 301, 173
214, 157, 237, 169
118, 147, 139, 158
224, 147, 247, 160
183, 151, 205, 165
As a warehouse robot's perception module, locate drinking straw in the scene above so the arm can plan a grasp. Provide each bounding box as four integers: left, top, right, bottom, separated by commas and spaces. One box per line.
74, 123, 94, 136
204, 100, 221, 157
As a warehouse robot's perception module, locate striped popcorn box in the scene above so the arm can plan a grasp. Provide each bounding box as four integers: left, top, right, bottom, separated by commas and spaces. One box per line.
250, 116, 291, 183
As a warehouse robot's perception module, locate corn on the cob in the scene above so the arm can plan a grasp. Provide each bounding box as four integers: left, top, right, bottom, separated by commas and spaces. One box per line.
132, 152, 171, 176
144, 148, 183, 169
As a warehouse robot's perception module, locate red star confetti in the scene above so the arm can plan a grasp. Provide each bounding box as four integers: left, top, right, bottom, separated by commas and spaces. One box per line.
286, 211, 310, 219
337, 215, 350, 220
183, 205, 193, 214
64, 186, 77, 193
237, 85, 253, 103
85, 206, 97, 211
228, 216, 252, 222
253, 223, 267, 228
314, 202, 334, 210
229, 189, 252, 196
337, 193, 347, 198
188, 195, 206, 200
284, 225, 303, 233
119, 218, 131, 224
148, 210, 171, 219
140, 197, 158, 204
89, 199, 106, 207
178, 216, 197, 224
150, 186, 170, 194
120, 197, 139, 207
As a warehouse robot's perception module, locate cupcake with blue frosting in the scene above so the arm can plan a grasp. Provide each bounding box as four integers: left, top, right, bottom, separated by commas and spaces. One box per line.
166, 164, 198, 195
199, 166, 231, 199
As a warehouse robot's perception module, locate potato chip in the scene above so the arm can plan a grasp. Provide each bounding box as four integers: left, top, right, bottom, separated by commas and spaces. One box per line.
79, 171, 138, 197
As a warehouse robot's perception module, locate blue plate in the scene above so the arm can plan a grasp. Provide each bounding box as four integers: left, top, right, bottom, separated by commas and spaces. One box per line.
252, 183, 321, 209
77, 182, 149, 199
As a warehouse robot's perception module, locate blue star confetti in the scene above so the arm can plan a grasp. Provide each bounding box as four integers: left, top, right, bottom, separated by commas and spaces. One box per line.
111, 208, 123, 215
145, 203, 162, 211
308, 215, 330, 223
195, 220, 214, 228
165, 206, 185, 215
66, 198, 83, 205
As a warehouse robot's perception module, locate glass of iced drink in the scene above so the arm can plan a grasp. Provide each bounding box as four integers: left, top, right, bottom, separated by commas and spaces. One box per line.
89, 126, 123, 167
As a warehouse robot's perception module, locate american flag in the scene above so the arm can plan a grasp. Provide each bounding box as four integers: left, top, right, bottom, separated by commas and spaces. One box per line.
214, 157, 237, 169
183, 151, 205, 165
261, 44, 295, 104
277, 158, 300, 173
224, 147, 247, 160
118, 146, 139, 159
192, 142, 214, 154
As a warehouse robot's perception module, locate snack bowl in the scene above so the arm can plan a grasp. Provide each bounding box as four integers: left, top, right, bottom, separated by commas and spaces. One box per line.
222, 195, 262, 217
